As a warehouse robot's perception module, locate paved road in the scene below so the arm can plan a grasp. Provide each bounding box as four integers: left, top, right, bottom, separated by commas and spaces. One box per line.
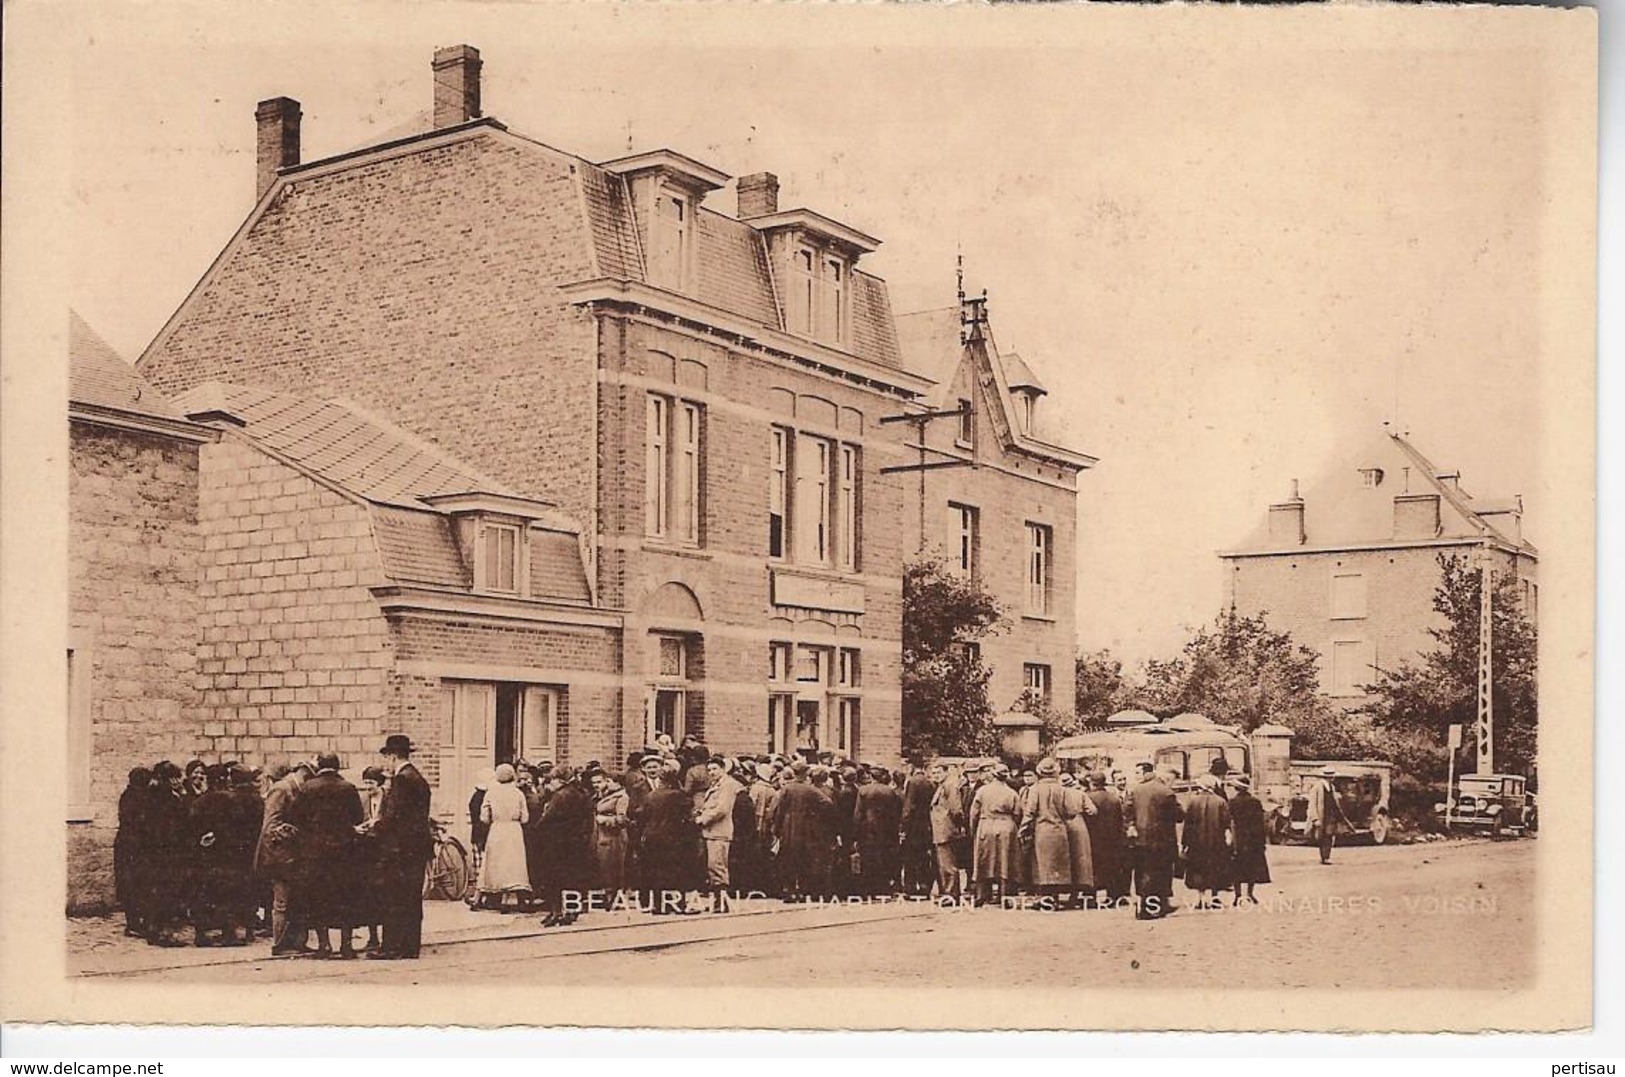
124, 838, 1532, 989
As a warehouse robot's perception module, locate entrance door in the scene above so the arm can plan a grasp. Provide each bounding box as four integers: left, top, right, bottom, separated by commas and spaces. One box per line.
437, 681, 494, 822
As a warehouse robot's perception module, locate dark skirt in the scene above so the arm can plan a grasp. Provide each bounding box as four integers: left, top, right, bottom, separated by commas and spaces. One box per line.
1232, 841, 1271, 885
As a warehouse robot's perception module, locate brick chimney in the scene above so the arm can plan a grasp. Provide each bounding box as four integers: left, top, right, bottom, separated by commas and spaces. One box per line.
433, 45, 482, 129
737, 172, 780, 218
1267, 479, 1305, 546
255, 97, 301, 200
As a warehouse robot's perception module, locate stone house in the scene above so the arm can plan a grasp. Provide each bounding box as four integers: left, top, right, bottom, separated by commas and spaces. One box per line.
67, 313, 214, 911
1219, 430, 1538, 706
137, 45, 943, 775
173, 380, 612, 818
894, 299, 1094, 722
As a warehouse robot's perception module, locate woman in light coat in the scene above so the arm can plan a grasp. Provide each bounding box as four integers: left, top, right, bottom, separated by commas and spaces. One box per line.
1019, 758, 1072, 910
475, 763, 532, 910
969, 764, 1021, 906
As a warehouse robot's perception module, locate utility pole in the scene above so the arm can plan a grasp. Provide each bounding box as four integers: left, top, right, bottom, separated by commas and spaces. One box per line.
1475, 545, 1495, 774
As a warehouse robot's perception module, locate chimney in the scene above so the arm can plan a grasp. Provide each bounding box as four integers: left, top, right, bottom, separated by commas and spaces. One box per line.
1267, 479, 1305, 546
255, 97, 301, 200
433, 45, 482, 129
737, 172, 780, 218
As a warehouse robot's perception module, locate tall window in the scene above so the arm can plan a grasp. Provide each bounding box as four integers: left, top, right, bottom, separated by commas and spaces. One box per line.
789, 247, 848, 345
648, 190, 690, 289
950, 503, 979, 577
1025, 522, 1053, 616
479, 521, 520, 593
956, 398, 974, 447
838, 445, 859, 572
817, 257, 846, 343
648, 633, 692, 743
646, 393, 702, 544
793, 248, 817, 335
767, 642, 860, 758
795, 435, 832, 566
1023, 663, 1052, 708
1329, 640, 1374, 697
769, 427, 789, 558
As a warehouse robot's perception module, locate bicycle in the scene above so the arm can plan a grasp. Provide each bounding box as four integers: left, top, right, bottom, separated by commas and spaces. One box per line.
422, 819, 474, 901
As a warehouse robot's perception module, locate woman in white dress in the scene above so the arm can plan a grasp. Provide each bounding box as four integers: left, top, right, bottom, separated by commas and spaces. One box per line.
475, 763, 532, 910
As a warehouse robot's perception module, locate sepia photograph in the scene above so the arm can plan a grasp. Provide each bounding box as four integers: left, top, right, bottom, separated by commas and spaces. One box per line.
0, 0, 1598, 1036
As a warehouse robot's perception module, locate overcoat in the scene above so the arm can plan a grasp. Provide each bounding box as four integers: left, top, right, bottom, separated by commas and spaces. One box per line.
1181, 790, 1233, 891
929, 781, 965, 845
592, 785, 632, 893
638, 785, 703, 893
899, 774, 935, 852
1228, 789, 1271, 884
1124, 775, 1182, 901
1062, 784, 1098, 890
852, 780, 903, 884
1021, 778, 1073, 887
1084, 786, 1127, 893
728, 779, 762, 892
254, 776, 301, 880
113, 780, 150, 916
188, 788, 242, 921
969, 779, 1021, 882
477, 781, 532, 894
145, 788, 193, 927
290, 771, 365, 924
773, 779, 835, 885
535, 782, 595, 896
372, 762, 434, 888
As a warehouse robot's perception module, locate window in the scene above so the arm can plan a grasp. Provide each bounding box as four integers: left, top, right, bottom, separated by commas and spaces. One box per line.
1359, 468, 1385, 488
833, 697, 860, 755
769, 641, 794, 682
838, 445, 859, 572
1017, 391, 1036, 435
950, 503, 979, 577
795, 435, 832, 565
769, 427, 789, 558
1330, 640, 1374, 697
1023, 663, 1052, 708
768, 642, 860, 757
837, 647, 861, 688
956, 398, 974, 447
478, 521, 520, 593
647, 633, 693, 743
648, 190, 690, 289
1329, 572, 1367, 620
774, 427, 860, 570
950, 639, 982, 665
789, 247, 848, 345
646, 393, 703, 544
1025, 522, 1053, 616
1522, 578, 1539, 619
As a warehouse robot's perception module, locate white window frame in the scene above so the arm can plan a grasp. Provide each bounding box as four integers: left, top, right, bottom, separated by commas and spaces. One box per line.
817, 255, 847, 345
1023, 662, 1052, 708
956, 398, 974, 447
1329, 572, 1367, 621
950, 502, 979, 578
676, 400, 701, 543
792, 247, 817, 335
769, 426, 789, 559
838, 444, 859, 572
1025, 522, 1053, 617
647, 633, 692, 744
795, 434, 833, 567
646, 394, 670, 539
646, 393, 703, 545
476, 519, 523, 595
649, 188, 690, 290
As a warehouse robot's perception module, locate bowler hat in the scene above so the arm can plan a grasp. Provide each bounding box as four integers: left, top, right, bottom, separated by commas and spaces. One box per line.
380, 734, 415, 757
1320, 766, 1337, 777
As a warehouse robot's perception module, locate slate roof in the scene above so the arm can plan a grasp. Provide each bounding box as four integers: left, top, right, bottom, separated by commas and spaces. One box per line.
69, 311, 185, 421
173, 381, 592, 601
1003, 352, 1047, 394
894, 307, 964, 404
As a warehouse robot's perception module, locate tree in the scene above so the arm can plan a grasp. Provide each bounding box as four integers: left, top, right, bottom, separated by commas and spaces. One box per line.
901, 559, 1005, 759
1359, 552, 1538, 780
1074, 649, 1130, 728
1133, 608, 1328, 734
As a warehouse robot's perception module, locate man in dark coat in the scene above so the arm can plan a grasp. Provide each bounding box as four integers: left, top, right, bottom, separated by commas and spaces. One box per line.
831, 766, 860, 896
144, 761, 192, 947
290, 753, 365, 957
189, 763, 243, 947
773, 763, 834, 902
1227, 775, 1270, 904
536, 766, 594, 926
114, 767, 153, 938
1180, 774, 1233, 910
256, 762, 310, 954
1085, 771, 1128, 908
728, 763, 761, 897
852, 765, 903, 895
1124, 761, 1182, 919
636, 763, 702, 914
225, 765, 265, 943
899, 764, 937, 897
368, 735, 433, 959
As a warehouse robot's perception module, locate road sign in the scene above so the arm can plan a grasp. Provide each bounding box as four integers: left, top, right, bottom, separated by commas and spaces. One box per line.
1448, 723, 1463, 750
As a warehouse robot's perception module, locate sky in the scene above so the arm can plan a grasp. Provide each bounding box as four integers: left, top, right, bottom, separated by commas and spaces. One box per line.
54, 1, 1577, 666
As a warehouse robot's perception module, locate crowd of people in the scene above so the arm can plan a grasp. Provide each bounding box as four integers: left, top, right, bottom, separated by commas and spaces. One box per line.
458, 734, 1274, 924
113, 735, 434, 958
111, 730, 1276, 958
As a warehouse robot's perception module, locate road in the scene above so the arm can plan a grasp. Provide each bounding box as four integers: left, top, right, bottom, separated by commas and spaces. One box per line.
114, 838, 1533, 990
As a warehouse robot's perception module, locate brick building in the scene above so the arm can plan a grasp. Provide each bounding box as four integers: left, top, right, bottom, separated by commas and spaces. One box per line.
172, 381, 613, 818
1219, 430, 1537, 706
137, 45, 955, 782
67, 314, 215, 911
895, 299, 1094, 718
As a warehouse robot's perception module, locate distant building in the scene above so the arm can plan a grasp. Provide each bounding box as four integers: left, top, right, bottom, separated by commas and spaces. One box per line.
67, 314, 215, 911
1219, 431, 1537, 706
895, 298, 1095, 718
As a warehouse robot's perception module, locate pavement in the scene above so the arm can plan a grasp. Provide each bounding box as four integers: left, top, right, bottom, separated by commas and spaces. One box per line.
70, 837, 1533, 989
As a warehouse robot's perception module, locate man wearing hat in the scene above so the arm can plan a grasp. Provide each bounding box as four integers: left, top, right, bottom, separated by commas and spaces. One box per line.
1307, 766, 1353, 865
853, 764, 903, 896
368, 735, 433, 958
1124, 759, 1182, 919
290, 752, 366, 957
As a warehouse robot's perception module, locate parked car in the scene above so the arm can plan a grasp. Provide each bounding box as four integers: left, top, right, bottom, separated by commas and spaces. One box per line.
1269, 761, 1395, 846
1434, 773, 1536, 837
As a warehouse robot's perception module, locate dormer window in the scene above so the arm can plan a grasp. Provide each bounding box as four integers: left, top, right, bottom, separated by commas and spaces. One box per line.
649, 190, 691, 290
817, 256, 846, 343
1360, 467, 1385, 488
477, 519, 522, 594
1016, 391, 1037, 435
788, 247, 848, 345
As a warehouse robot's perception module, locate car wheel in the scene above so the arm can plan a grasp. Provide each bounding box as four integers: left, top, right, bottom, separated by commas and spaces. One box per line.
1369, 812, 1389, 845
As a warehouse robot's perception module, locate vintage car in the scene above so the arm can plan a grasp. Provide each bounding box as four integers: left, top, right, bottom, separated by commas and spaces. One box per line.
1053, 712, 1251, 799
1434, 773, 1536, 837
1269, 760, 1394, 845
